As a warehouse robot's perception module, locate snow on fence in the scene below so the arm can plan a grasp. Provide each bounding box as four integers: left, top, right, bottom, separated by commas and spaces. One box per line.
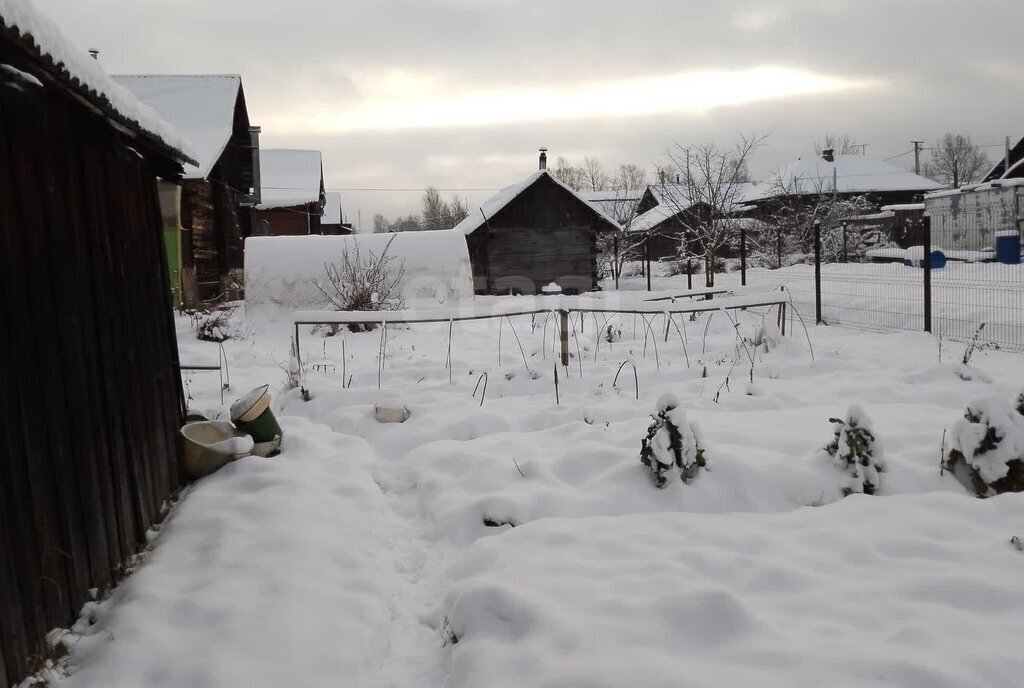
245, 231, 475, 315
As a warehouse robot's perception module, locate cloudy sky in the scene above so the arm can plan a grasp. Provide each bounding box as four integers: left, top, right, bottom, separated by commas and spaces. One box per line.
36, 0, 1024, 229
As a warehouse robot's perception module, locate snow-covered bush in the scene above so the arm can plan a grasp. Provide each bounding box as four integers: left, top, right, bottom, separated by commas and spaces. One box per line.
194, 308, 234, 342
315, 235, 406, 332
640, 394, 707, 488
822, 406, 885, 496
944, 392, 1024, 497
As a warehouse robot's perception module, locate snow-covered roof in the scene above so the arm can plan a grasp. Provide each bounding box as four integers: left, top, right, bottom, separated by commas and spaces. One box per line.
647, 181, 764, 213
113, 74, 243, 179
453, 170, 621, 234
322, 191, 343, 225
257, 149, 324, 209
0, 0, 195, 165
629, 205, 679, 233
754, 155, 944, 200
881, 203, 925, 212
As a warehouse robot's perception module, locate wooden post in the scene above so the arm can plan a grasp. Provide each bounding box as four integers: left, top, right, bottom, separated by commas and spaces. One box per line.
814, 220, 823, 325
559, 309, 570, 367
686, 259, 692, 290
740, 223, 747, 287
645, 237, 652, 291
613, 234, 620, 290
923, 216, 932, 333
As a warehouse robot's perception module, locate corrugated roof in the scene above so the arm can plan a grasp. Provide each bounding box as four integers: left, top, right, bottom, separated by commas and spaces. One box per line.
114, 74, 243, 179
0, 0, 195, 165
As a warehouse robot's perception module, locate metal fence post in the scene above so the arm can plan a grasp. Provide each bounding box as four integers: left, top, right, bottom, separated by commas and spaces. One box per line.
814, 221, 822, 324
740, 223, 747, 287
923, 216, 932, 333
841, 222, 848, 263
686, 258, 692, 290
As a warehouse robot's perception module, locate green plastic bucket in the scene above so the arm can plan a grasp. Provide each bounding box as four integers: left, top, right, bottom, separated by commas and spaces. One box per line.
230, 385, 282, 454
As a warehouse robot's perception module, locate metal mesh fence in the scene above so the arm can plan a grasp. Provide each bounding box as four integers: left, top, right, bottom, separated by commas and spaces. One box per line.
791, 209, 1024, 352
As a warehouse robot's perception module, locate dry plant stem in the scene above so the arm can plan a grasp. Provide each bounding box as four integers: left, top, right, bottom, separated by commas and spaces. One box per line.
613, 360, 640, 400
504, 316, 532, 372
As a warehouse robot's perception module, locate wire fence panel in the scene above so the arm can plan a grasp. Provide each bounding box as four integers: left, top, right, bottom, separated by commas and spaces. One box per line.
787, 211, 1024, 352
927, 209, 1024, 351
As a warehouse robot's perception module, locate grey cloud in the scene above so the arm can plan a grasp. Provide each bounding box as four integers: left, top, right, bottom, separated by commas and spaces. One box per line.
33, 0, 1024, 225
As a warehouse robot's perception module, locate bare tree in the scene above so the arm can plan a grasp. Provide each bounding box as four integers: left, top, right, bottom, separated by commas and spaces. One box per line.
814, 133, 864, 156
756, 172, 875, 267
372, 213, 391, 233
581, 157, 609, 192
929, 133, 989, 188
598, 165, 649, 289
421, 186, 447, 231
315, 235, 406, 331
444, 194, 470, 228
660, 133, 769, 287
552, 156, 584, 191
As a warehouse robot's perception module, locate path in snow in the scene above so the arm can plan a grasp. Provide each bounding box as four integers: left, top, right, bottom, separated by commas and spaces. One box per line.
53, 413, 450, 688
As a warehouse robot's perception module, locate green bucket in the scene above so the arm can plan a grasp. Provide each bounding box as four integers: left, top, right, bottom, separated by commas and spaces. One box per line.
230, 385, 282, 456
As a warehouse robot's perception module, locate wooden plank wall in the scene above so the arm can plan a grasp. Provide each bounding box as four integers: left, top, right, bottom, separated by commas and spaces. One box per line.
476, 174, 602, 295
0, 73, 184, 688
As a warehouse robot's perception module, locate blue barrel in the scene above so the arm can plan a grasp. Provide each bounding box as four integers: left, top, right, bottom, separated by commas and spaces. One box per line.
996, 231, 1021, 265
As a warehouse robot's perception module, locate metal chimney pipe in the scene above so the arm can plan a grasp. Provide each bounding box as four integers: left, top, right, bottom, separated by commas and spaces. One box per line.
88, 49, 99, 60
539, 148, 548, 171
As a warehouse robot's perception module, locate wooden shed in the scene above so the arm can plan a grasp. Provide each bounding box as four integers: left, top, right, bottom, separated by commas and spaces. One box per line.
0, 5, 193, 685
114, 74, 261, 304
454, 170, 619, 295
252, 149, 326, 236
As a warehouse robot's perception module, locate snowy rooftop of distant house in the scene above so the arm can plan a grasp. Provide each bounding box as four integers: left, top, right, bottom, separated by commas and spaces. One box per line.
0, 0, 195, 165
113, 74, 244, 180
754, 155, 944, 199
452, 170, 621, 234
322, 191, 343, 225
629, 205, 678, 233
257, 149, 324, 209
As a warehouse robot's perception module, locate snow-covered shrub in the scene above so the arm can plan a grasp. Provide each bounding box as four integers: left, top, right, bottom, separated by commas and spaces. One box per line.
640, 393, 707, 488
195, 308, 233, 342
822, 406, 885, 496
315, 235, 406, 332
944, 392, 1024, 497
751, 322, 782, 354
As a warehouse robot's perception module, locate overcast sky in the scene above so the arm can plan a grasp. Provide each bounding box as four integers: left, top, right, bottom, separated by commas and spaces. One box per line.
36, 0, 1024, 229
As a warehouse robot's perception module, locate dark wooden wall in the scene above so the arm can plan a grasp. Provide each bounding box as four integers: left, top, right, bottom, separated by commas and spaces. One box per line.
180, 177, 245, 301
470, 174, 606, 294
252, 206, 322, 236
0, 70, 184, 688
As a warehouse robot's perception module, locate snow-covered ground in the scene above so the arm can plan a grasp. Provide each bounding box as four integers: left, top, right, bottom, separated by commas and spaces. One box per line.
41, 276, 1024, 688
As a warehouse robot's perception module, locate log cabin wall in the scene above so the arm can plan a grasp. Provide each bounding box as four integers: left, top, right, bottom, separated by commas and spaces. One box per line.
471, 174, 606, 295
0, 67, 184, 688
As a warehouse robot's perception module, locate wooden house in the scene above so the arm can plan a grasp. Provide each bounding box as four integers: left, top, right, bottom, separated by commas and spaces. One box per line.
629, 182, 762, 260
320, 191, 351, 235
746, 151, 944, 210
114, 74, 261, 304
252, 149, 326, 236
983, 137, 1024, 182
453, 162, 620, 295
1, 6, 192, 685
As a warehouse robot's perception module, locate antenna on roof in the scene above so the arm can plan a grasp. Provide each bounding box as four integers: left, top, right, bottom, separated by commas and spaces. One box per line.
88, 49, 99, 61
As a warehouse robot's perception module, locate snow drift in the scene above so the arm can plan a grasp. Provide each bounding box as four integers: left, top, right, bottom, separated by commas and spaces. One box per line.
245, 232, 475, 315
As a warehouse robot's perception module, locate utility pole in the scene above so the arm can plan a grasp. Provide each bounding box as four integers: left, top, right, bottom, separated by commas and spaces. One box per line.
912, 141, 924, 175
